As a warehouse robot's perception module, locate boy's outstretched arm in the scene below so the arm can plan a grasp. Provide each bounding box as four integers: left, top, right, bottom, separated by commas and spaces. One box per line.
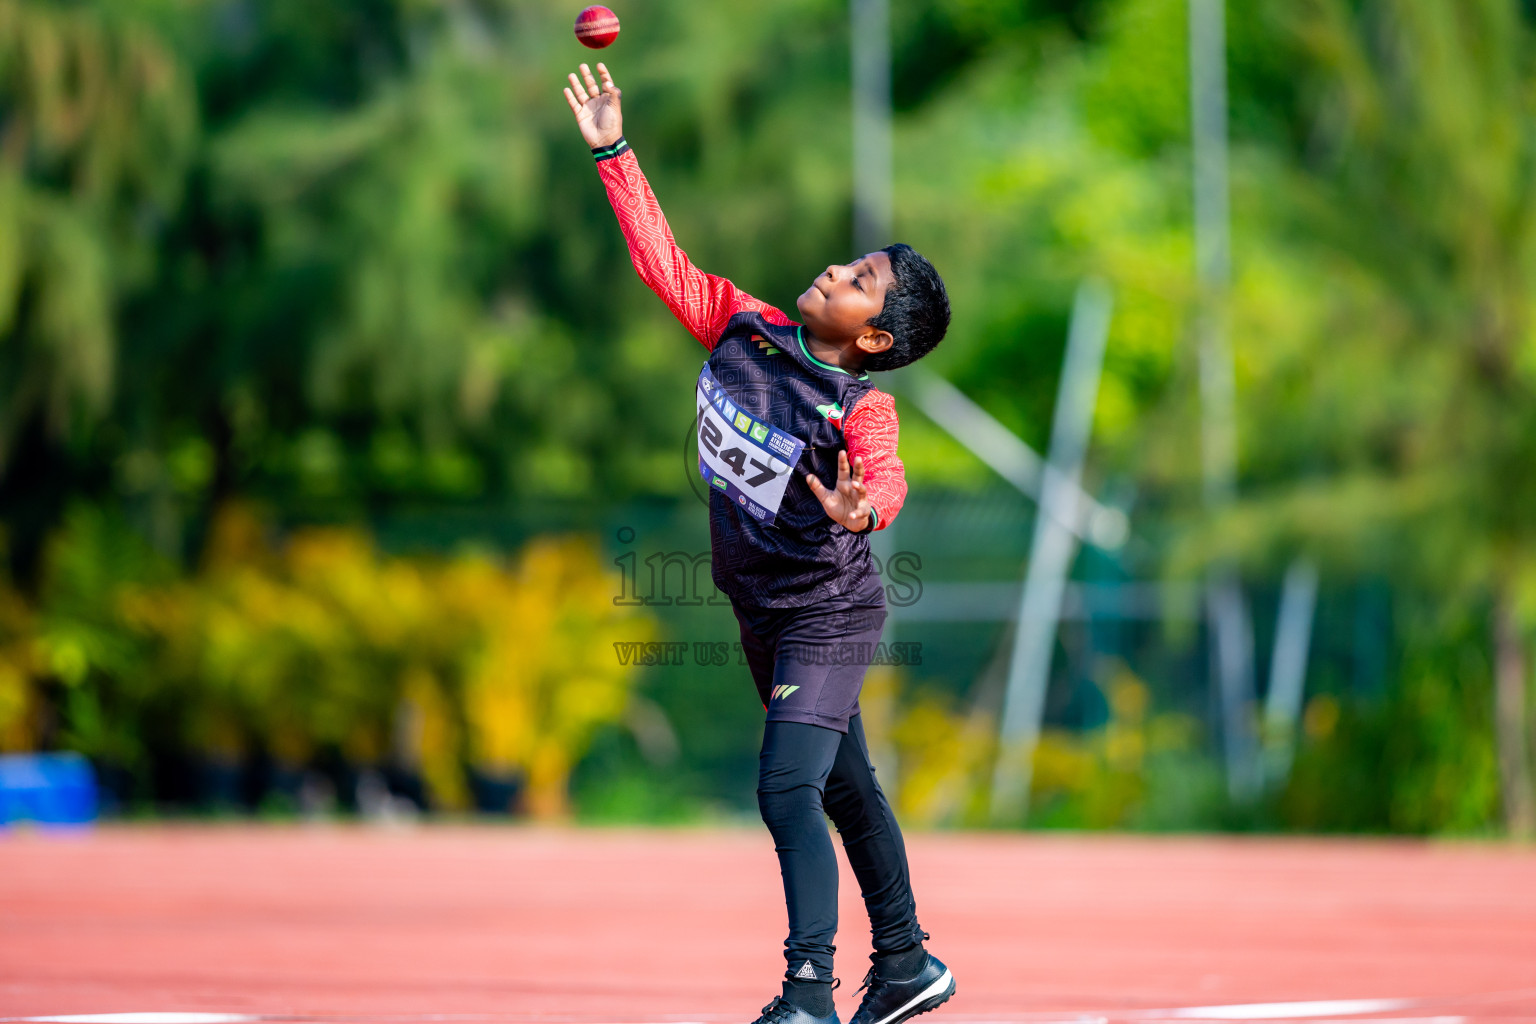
563, 63, 792, 350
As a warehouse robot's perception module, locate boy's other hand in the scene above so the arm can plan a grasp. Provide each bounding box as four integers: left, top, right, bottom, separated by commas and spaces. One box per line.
807, 451, 873, 533
563, 62, 623, 149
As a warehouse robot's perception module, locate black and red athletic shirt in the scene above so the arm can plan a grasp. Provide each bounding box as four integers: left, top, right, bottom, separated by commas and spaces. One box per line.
594, 138, 907, 608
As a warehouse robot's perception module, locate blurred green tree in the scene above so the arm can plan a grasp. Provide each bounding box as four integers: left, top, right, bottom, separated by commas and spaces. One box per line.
1184, 0, 1536, 834
0, 0, 194, 484
5, 0, 1532, 831
891, 0, 1533, 833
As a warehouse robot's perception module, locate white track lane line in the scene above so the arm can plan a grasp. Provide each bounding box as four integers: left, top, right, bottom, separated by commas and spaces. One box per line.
6, 1019, 714, 1024
1148, 1001, 1415, 1020
1139, 1018, 1463, 1024
19, 1016, 259, 1024
3, 1004, 1457, 1024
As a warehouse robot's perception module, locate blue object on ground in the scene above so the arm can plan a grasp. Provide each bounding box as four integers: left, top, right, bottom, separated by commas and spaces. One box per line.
0, 751, 99, 826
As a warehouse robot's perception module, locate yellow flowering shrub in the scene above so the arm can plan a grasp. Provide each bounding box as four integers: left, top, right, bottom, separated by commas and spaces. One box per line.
439, 537, 652, 816
116, 504, 649, 815
880, 664, 1206, 829
884, 675, 998, 828
0, 581, 39, 752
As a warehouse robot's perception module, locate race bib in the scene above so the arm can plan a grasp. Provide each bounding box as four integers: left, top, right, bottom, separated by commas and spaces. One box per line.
696, 364, 807, 525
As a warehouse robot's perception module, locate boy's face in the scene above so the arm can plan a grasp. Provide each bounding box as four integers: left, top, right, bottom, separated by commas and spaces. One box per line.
796, 251, 895, 352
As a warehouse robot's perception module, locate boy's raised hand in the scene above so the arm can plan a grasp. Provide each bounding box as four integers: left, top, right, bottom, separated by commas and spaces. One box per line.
807, 451, 873, 533
563, 62, 623, 149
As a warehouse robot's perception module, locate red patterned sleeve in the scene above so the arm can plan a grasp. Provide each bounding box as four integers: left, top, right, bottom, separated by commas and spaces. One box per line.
594, 139, 794, 349
844, 389, 906, 531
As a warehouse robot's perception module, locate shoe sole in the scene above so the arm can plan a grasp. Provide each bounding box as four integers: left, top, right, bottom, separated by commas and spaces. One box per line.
864, 969, 955, 1024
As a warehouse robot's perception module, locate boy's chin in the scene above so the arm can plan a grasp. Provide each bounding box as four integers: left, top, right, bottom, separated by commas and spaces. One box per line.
795, 289, 820, 322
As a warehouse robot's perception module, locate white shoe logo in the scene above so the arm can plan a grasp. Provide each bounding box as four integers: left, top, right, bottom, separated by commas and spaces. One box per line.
795, 961, 817, 980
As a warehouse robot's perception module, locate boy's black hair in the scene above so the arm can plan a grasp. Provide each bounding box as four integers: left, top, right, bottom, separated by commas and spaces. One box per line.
863, 243, 950, 372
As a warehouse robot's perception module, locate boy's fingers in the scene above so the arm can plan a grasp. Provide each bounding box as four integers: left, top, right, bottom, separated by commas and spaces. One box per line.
580, 63, 600, 96
597, 62, 618, 92
567, 72, 589, 101
837, 450, 850, 483
850, 455, 865, 484
562, 87, 584, 116
805, 473, 830, 501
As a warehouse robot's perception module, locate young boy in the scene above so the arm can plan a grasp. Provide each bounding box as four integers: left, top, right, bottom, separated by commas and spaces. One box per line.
564, 63, 955, 1024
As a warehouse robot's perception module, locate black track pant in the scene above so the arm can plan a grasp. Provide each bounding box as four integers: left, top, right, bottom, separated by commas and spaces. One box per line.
758, 715, 924, 981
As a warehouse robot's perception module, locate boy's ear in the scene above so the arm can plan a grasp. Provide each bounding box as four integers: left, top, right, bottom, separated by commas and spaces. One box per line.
856, 328, 894, 355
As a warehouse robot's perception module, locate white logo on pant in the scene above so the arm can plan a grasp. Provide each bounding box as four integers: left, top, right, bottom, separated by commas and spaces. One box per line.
795, 961, 817, 980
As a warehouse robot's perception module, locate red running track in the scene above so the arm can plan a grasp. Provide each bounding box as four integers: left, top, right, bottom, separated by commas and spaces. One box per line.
1, 826, 1533, 1023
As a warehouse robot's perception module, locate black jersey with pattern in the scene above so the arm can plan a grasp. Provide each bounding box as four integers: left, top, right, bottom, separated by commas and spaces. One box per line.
706, 313, 877, 608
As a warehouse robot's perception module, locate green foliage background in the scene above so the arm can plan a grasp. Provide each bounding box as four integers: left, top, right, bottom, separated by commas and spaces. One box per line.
2, 0, 1534, 833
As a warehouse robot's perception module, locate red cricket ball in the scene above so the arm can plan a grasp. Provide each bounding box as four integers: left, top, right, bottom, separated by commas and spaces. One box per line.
574, 6, 620, 49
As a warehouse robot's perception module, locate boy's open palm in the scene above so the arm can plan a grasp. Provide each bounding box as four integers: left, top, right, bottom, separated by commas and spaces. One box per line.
807, 452, 873, 532
563, 63, 623, 149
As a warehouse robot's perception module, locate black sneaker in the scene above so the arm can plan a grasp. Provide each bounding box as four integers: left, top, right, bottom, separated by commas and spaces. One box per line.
751, 995, 840, 1024
848, 953, 955, 1024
